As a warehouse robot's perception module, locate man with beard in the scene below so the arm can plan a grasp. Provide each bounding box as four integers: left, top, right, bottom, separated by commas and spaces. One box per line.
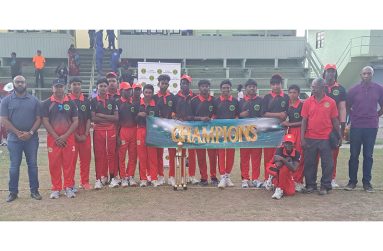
0, 75, 42, 202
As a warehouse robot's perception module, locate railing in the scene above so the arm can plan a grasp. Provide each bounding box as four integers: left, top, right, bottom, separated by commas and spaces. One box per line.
305, 43, 324, 79
88, 48, 96, 96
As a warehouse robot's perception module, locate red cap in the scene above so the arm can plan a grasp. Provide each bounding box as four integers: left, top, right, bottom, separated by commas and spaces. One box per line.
132, 83, 142, 89
106, 72, 118, 78
181, 74, 192, 83
324, 64, 337, 71
283, 134, 295, 143
119, 82, 132, 90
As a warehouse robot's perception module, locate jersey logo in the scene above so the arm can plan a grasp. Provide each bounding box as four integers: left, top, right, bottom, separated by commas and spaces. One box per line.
48, 147, 53, 153
107, 104, 113, 110
332, 89, 339, 96
80, 105, 86, 111
168, 100, 173, 107
149, 111, 155, 116
281, 101, 286, 108
137, 140, 141, 145
63, 104, 70, 111
294, 112, 300, 118
229, 105, 235, 111
209, 105, 213, 112
254, 104, 260, 111
130, 107, 135, 112
324, 102, 330, 108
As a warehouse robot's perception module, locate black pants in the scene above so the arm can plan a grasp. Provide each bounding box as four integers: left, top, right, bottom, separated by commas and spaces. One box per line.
35, 69, 44, 88
304, 138, 333, 190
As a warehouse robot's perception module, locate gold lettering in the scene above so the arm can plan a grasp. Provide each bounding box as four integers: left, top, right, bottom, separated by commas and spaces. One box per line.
171, 126, 182, 142
228, 126, 238, 143
202, 127, 214, 143
248, 125, 258, 142
191, 127, 203, 144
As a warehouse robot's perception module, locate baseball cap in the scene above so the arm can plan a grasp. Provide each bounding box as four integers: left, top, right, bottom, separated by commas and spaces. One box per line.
106, 72, 118, 78
283, 134, 295, 144
132, 83, 142, 89
52, 79, 65, 86
4, 82, 14, 92
119, 82, 132, 90
324, 64, 337, 71
181, 74, 192, 83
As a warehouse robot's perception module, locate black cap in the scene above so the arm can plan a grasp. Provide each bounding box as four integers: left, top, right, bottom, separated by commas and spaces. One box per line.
52, 79, 65, 86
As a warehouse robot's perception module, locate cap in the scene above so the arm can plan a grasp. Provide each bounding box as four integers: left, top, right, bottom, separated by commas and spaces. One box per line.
3, 82, 14, 92
181, 74, 192, 83
283, 134, 295, 144
69, 77, 82, 84
324, 64, 337, 71
106, 72, 118, 78
119, 82, 132, 90
52, 79, 65, 86
132, 83, 142, 89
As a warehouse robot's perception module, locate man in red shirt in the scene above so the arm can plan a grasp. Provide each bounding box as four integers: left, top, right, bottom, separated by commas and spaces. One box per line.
90, 78, 119, 189
42, 79, 79, 199
301, 78, 341, 195
67, 77, 92, 190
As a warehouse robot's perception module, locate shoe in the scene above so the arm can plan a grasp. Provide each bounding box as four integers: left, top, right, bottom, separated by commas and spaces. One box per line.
303, 186, 317, 194
344, 182, 356, 191
331, 179, 339, 188
128, 177, 138, 187
72, 186, 78, 193
140, 180, 147, 187
147, 175, 152, 182
242, 179, 249, 188
79, 183, 92, 190
101, 176, 108, 186
152, 180, 159, 187
199, 179, 209, 186
218, 177, 226, 188
226, 177, 235, 187
168, 177, 176, 186
31, 191, 42, 200
189, 176, 200, 185
294, 182, 304, 192
94, 179, 103, 190
109, 178, 120, 188
319, 187, 328, 195
158, 176, 165, 185
121, 178, 129, 187
65, 188, 76, 198
6, 193, 18, 202
271, 187, 284, 199
252, 179, 263, 188
263, 176, 274, 191
363, 184, 374, 193
211, 177, 219, 186
50, 190, 60, 199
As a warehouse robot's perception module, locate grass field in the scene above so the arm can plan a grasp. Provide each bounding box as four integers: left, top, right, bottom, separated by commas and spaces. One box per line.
1, 144, 383, 221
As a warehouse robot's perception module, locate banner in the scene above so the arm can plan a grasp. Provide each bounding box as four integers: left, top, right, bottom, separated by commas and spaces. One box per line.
146, 117, 285, 149
138, 62, 181, 94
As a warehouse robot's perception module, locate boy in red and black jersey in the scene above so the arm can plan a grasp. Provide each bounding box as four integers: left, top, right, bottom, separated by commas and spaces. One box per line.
136, 84, 160, 187
132, 83, 142, 106
153, 74, 177, 185
281, 84, 304, 192
261, 74, 289, 181
106, 72, 120, 101
116, 82, 139, 187
41, 79, 78, 199
238, 79, 263, 188
67, 77, 92, 190
213, 79, 239, 188
190, 79, 219, 186
90, 78, 119, 189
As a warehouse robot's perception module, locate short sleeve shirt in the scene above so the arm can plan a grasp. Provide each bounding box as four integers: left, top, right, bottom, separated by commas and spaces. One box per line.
137, 98, 159, 127
287, 100, 303, 125
175, 90, 195, 120
90, 95, 118, 130
325, 82, 346, 105
239, 95, 263, 118
262, 91, 289, 113
32, 55, 46, 69
116, 97, 138, 128
190, 95, 215, 119
154, 91, 176, 119
275, 146, 301, 163
67, 93, 91, 135
213, 95, 239, 119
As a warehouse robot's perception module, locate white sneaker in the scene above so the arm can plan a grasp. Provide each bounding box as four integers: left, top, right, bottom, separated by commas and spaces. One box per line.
147, 175, 152, 182
331, 179, 339, 188
121, 178, 129, 187
263, 175, 274, 191
50, 190, 60, 199
140, 180, 147, 187
168, 177, 176, 186
109, 178, 120, 188
218, 177, 227, 188
226, 177, 234, 187
129, 177, 138, 187
241, 179, 249, 188
94, 179, 103, 190
65, 188, 76, 198
252, 179, 263, 188
152, 180, 160, 187
101, 176, 108, 186
295, 182, 304, 192
189, 176, 200, 185
158, 176, 165, 185
272, 187, 284, 200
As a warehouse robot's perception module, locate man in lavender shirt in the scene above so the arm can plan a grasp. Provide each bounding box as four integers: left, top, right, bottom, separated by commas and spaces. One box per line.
345, 66, 383, 192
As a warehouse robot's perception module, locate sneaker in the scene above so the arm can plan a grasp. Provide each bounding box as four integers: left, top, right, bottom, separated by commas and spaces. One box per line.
94, 179, 103, 190
189, 176, 200, 185
128, 177, 138, 187
263, 176, 274, 191
109, 178, 120, 188
152, 180, 160, 187
65, 188, 76, 198
121, 178, 129, 187
226, 177, 235, 187
30, 191, 42, 200
252, 179, 263, 188
79, 183, 92, 190
168, 177, 176, 186
295, 182, 304, 192
363, 184, 374, 193
72, 186, 78, 193
331, 179, 339, 188
158, 176, 165, 185
241, 179, 249, 188
50, 190, 60, 199
101, 176, 108, 186
147, 175, 152, 182
344, 182, 356, 191
140, 180, 147, 187
199, 179, 209, 186
272, 187, 284, 199
211, 177, 219, 186
218, 177, 226, 188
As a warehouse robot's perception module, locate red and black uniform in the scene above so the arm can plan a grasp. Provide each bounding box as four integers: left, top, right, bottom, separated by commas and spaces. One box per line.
213, 95, 239, 176
324, 82, 346, 179
68, 93, 91, 186
90, 95, 118, 181
137, 98, 159, 181
108, 92, 121, 178
286, 99, 304, 184
267, 146, 300, 196
261, 91, 289, 179
116, 96, 138, 179
191, 95, 218, 181
153, 91, 177, 178
42, 95, 78, 191
239, 94, 263, 181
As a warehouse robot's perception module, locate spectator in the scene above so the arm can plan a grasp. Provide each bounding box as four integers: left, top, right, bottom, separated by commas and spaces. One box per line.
88, 30, 96, 49
32, 50, 46, 88
68, 44, 80, 76
10, 52, 22, 79
95, 30, 104, 49
111, 48, 122, 74
55, 62, 68, 84
106, 30, 117, 50
95, 44, 104, 77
